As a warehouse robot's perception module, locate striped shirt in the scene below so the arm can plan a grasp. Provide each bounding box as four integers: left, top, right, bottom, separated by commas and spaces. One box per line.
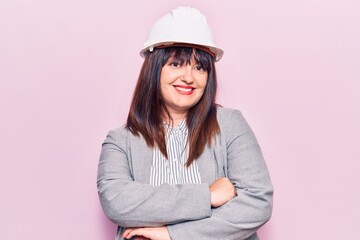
150, 120, 202, 186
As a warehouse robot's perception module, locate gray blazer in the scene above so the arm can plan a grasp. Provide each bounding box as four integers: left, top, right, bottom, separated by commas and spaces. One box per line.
97, 107, 273, 240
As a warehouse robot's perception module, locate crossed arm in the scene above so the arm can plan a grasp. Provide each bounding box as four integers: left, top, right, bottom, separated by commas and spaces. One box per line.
97, 110, 273, 240
120, 178, 236, 240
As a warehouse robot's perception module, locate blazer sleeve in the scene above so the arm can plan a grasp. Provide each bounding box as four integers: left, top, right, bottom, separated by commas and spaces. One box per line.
97, 127, 212, 228
167, 109, 274, 240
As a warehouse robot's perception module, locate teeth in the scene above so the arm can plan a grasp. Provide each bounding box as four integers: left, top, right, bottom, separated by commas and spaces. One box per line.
176, 87, 193, 92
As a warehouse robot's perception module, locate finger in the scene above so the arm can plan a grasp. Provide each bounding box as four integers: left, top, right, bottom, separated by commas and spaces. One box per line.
122, 228, 137, 239
126, 228, 146, 239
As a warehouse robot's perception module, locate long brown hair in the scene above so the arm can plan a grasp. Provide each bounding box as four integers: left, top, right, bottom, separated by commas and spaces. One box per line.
126, 47, 219, 166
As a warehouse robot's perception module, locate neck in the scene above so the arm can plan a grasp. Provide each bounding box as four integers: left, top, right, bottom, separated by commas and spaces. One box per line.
163, 110, 187, 127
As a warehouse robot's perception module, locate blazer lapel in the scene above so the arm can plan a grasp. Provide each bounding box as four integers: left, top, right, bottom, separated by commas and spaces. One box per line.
130, 134, 153, 184
197, 145, 217, 184
197, 135, 225, 184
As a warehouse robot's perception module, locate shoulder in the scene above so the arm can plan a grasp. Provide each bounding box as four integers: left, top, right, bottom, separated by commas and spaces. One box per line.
106, 124, 129, 137
103, 125, 131, 147
216, 106, 247, 127
216, 106, 255, 140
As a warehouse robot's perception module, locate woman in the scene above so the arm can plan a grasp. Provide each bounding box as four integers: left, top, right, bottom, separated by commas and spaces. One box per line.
97, 7, 273, 240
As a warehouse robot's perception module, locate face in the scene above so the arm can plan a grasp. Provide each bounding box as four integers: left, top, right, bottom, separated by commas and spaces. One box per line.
160, 55, 208, 117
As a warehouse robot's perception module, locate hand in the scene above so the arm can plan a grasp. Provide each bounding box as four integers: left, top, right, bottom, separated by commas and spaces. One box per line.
209, 177, 237, 207
122, 226, 171, 240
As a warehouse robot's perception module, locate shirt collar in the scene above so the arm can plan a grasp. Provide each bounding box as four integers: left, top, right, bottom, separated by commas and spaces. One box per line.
164, 119, 187, 133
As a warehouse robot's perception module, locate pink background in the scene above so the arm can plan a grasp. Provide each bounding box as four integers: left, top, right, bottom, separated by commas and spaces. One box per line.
1, 0, 359, 239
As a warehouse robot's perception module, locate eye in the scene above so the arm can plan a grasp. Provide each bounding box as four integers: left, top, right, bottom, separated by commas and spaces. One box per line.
169, 61, 181, 67
195, 65, 206, 72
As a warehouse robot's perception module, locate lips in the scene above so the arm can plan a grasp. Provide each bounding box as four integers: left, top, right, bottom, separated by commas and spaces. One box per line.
173, 85, 195, 95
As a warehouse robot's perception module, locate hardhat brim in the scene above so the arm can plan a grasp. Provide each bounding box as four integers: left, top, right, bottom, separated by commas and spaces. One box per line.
140, 42, 224, 62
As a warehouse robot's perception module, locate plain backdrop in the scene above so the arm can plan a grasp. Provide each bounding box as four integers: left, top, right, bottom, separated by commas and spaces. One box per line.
1, 0, 359, 239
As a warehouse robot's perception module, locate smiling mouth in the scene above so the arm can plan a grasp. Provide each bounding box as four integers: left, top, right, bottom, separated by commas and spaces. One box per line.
174, 85, 195, 95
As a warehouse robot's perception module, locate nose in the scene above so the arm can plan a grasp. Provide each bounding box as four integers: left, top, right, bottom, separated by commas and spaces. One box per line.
181, 65, 194, 84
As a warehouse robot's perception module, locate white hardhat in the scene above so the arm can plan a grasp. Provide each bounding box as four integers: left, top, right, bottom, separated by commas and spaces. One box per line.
140, 7, 224, 62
